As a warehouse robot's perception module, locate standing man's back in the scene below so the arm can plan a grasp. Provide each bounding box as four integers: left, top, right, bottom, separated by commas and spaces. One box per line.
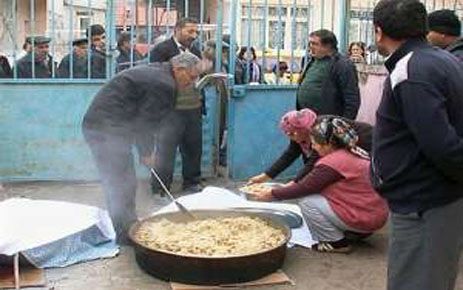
371, 1, 463, 290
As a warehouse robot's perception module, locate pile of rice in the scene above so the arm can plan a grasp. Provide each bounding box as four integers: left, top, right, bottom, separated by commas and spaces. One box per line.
134, 216, 286, 257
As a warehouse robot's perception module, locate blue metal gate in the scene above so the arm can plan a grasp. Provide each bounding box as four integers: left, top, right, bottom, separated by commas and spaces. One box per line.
0, 0, 220, 181
1, 0, 462, 181
0, 80, 218, 181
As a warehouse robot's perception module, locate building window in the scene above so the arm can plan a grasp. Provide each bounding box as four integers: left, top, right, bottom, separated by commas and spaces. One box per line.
268, 7, 287, 17
295, 22, 309, 50
268, 20, 285, 49
241, 19, 265, 48
291, 7, 309, 18
241, 5, 265, 48
79, 17, 91, 37
240, 4, 312, 53
349, 9, 374, 46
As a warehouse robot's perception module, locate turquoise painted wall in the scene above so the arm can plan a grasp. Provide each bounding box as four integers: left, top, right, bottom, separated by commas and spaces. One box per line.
0, 81, 299, 182
227, 85, 302, 180
0, 81, 218, 181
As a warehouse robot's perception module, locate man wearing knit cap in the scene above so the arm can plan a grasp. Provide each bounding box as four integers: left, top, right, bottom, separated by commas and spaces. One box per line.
57, 38, 89, 78
427, 9, 463, 61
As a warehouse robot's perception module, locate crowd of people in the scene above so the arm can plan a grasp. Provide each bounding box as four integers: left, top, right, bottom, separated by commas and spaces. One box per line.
84, 2, 463, 289
0, 21, 375, 83
82, 2, 463, 289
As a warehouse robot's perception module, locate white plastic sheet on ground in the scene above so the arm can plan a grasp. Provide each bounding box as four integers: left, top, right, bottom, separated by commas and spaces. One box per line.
0, 198, 118, 268
153, 186, 315, 248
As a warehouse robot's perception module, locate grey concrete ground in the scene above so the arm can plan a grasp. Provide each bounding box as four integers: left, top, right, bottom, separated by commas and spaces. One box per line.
1, 179, 462, 290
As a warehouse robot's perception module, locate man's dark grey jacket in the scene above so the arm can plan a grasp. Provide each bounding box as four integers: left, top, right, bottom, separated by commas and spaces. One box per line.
82, 63, 176, 156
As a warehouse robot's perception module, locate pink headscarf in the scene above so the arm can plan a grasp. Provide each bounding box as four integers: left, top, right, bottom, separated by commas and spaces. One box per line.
279, 109, 318, 135
279, 109, 318, 154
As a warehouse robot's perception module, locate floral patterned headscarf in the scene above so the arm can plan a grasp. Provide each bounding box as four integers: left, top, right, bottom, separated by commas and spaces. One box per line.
310, 116, 369, 159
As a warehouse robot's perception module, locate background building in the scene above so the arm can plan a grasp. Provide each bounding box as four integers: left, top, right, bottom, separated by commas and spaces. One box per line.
1, 0, 462, 65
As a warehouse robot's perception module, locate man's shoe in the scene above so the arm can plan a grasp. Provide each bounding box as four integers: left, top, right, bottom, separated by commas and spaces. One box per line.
116, 233, 133, 246
311, 239, 352, 254
182, 183, 204, 194
150, 177, 167, 197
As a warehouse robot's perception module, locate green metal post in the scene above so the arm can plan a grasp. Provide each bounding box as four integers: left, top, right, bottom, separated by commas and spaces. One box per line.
262, 0, 268, 77
199, 0, 204, 46
320, 0, 325, 28
215, 0, 223, 73
276, 0, 282, 84
30, 0, 35, 78
147, 0, 153, 61
69, 0, 74, 79
337, 0, 349, 53
229, 0, 237, 86
51, 0, 56, 78
87, 0, 92, 79
13, 0, 17, 79
106, 0, 116, 78
290, 0, 296, 82
166, 0, 171, 35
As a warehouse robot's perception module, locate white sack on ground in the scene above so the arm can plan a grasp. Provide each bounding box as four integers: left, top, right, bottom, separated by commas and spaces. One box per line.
0, 198, 118, 268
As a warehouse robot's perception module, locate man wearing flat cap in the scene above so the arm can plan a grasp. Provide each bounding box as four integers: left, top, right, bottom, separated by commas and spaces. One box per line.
427, 9, 463, 61
58, 38, 90, 78
15, 36, 57, 78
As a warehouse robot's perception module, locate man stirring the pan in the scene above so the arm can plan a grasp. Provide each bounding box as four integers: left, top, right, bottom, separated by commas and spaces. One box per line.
82, 52, 202, 245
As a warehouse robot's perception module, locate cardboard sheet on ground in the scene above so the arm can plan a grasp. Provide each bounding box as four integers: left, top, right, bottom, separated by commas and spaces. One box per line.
153, 187, 315, 248
170, 270, 294, 290
0, 266, 46, 289
0, 198, 119, 268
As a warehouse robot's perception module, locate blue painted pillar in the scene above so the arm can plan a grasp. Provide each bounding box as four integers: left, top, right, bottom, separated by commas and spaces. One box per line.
215, 0, 223, 72
337, 0, 349, 53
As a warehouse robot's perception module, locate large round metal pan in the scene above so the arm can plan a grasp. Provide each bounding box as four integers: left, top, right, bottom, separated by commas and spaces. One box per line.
128, 209, 291, 285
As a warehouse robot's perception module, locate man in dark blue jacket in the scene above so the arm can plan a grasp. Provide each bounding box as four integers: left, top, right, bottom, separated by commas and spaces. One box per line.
371, 1, 463, 290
